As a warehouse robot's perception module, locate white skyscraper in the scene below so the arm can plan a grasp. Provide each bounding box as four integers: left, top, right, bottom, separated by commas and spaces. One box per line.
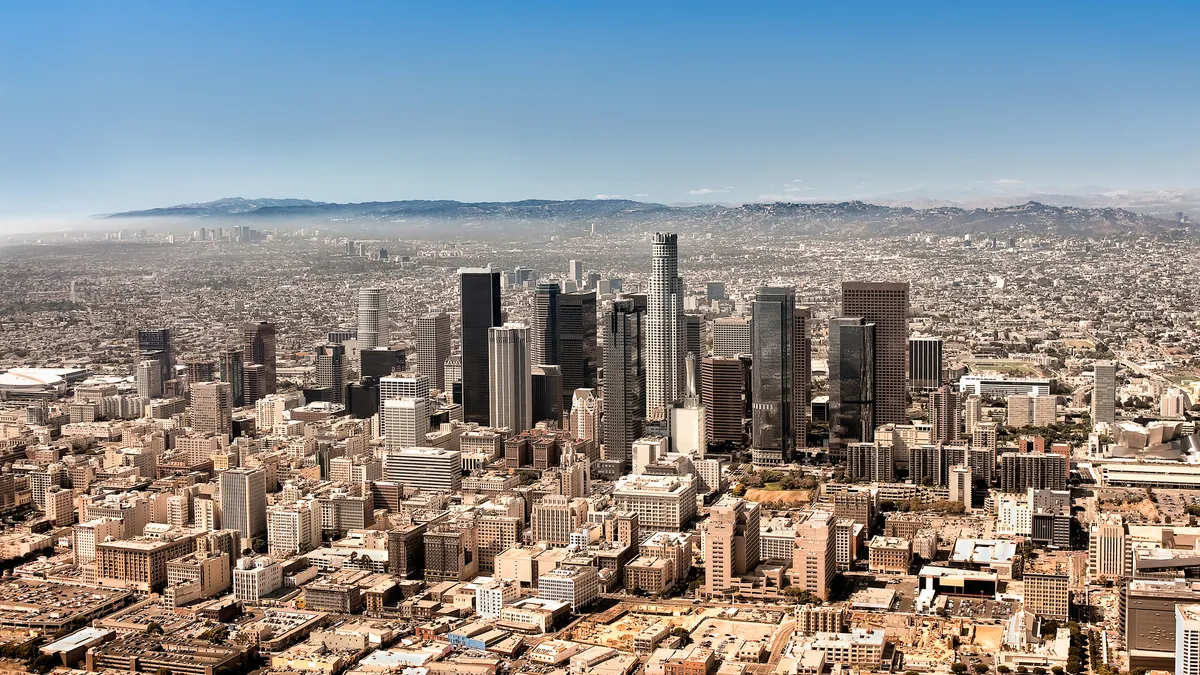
383, 397, 430, 450
379, 373, 430, 438
220, 467, 266, 548
488, 323, 532, 432
136, 359, 163, 398
1178, 604, 1200, 675
356, 287, 388, 349
647, 232, 685, 420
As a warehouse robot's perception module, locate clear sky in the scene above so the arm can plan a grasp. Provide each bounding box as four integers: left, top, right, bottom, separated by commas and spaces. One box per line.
1, 1, 1197, 218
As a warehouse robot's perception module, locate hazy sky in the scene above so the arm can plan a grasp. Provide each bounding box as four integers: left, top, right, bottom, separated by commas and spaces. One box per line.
1, 1, 1197, 217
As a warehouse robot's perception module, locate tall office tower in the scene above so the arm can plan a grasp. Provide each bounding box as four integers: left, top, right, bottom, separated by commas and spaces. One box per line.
219, 349, 245, 407
707, 282, 726, 302
751, 287, 796, 462
949, 464, 972, 508
929, 385, 962, 443
532, 282, 561, 367
137, 327, 174, 390
532, 495, 578, 546
793, 307, 812, 449
570, 388, 600, 442
360, 347, 406, 379
382, 398, 429, 450
488, 323, 532, 432
244, 321, 277, 395
459, 267, 502, 424
684, 313, 703, 358
972, 420, 999, 451
1178, 605, 1200, 675
840, 282, 909, 426
568, 259, 583, 283
559, 291, 597, 412
964, 394, 983, 435
603, 295, 647, 470
1092, 360, 1117, 427
382, 447, 462, 493
190, 381, 232, 436
136, 359, 163, 398
1006, 393, 1057, 427
531, 365, 563, 425
416, 311, 452, 390
220, 468, 266, 547
712, 317, 752, 358
379, 373, 430, 438
705, 496, 762, 596
356, 287, 388, 349
792, 510, 837, 600
315, 344, 346, 403
908, 337, 943, 392
703, 356, 746, 448
187, 361, 217, 384
828, 317, 876, 445
647, 232, 685, 420
1000, 452, 1068, 493
1089, 513, 1127, 581
846, 442, 894, 482
243, 364, 267, 405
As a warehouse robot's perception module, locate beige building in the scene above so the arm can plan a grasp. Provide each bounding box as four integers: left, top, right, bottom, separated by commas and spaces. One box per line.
867, 536, 912, 574
704, 497, 761, 596
612, 474, 697, 531
792, 510, 837, 600
95, 530, 201, 593
1024, 571, 1070, 620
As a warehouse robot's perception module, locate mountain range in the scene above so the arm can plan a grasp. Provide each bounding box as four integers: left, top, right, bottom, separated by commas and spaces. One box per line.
105, 196, 1193, 238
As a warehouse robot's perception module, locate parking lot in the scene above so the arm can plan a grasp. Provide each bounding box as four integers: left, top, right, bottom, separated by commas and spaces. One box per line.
941, 596, 1015, 621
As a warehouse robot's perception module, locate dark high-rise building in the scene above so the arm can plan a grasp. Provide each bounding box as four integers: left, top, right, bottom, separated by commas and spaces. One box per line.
840, 282, 909, 427
360, 347, 406, 379
416, 311, 451, 390
751, 287, 796, 462
459, 268, 502, 425
137, 327, 174, 389
346, 378, 380, 419
218, 349, 245, 407
531, 364, 564, 425
603, 295, 646, 470
558, 291, 597, 413
794, 308, 812, 449
244, 321, 277, 396
187, 361, 216, 384
243, 364, 267, 405
316, 343, 346, 404
684, 313, 703, 359
829, 317, 875, 447
531, 282, 561, 367
909, 337, 943, 392
1000, 452, 1068, 493
929, 384, 962, 444
703, 356, 746, 448
706, 282, 726, 302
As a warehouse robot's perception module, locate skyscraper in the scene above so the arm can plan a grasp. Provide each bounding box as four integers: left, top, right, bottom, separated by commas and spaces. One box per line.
929, 384, 962, 443
909, 337, 944, 392
488, 323, 532, 432
190, 381, 232, 436
603, 295, 647, 470
137, 327, 174, 390
705, 496, 761, 596
703, 356, 746, 448
568, 259, 583, 283
684, 313, 703, 358
558, 291, 597, 412
1092, 360, 1117, 427
1177, 605, 1200, 675
531, 364, 563, 425
828, 317, 875, 445
794, 308, 812, 448
531, 282, 561, 367
379, 373, 430, 439
136, 359, 163, 399
220, 467, 266, 547
356, 287, 388, 350
840, 281, 909, 427
382, 398, 429, 450
647, 233, 685, 420
712, 317, 752, 358
416, 311, 452, 390
751, 287, 796, 462
316, 343, 346, 403
459, 268, 502, 424
219, 348, 245, 408
244, 321, 277, 396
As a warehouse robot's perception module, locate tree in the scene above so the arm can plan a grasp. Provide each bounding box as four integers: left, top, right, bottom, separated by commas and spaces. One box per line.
154, 669, 174, 675
731, 483, 746, 497
199, 624, 230, 645
145, 621, 165, 635
997, 667, 1011, 675
1051, 668, 1064, 675
1016, 667, 1028, 674
974, 664, 990, 675
1033, 668, 1047, 675
952, 663, 968, 674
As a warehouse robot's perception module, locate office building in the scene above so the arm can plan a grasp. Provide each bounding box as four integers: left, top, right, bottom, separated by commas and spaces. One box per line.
489, 323, 532, 432
964, 394, 983, 435
751, 287, 796, 462
840, 282, 909, 426
218, 348, 245, 407
186, 360, 216, 384
1092, 360, 1117, 426
460, 267, 503, 424
569, 259, 583, 283
929, 385, 962, 443
425, 522, 479, 582
538, 565, 599, 612
570, 388, 600, 442
792, 510, 837, 600
846, 443, 894, 483
532, 281, 561, 367
244, 321, 277, 396
532, 364, 563, 425
647, 232, 685, 420
137, 327, 174, 392
1000, 452, 1068, 493
828, 317, 875, 445
684, 313, 703, 357
603, 295, 647, 470
613, 474, 697, 531
833, 489, 875, 527
315, 343, 346, 403
558, 291, 597, 412
794, 308, 812, 447
379, 372, 430, 438
356, 287, 388, 349
136, 359, 163, 399
382, 398, 429, 450
190, 381, 232, 436
1024, 571, 1069, 621
703, 356, 746, 448
1127, 580, 1200, 671
532, 495, 580, 546
382, 447, 462, 493
220, 468, 267, 547
713, 317, 751, 358
705, 497, 761, 596
268, 499, 321, 558
1089, 513, 1127, 581
477, 515, 521, 573
95, 532, 201, 593
1007, 393, 1057, 428
416, 311, 452, 390
1179, 605, 1200, 675
949, 464, 972, 509
233, 556, 282, 604
908, 337, 943, 392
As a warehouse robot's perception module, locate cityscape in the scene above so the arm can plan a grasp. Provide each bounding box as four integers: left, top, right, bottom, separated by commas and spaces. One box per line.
2, 3, 1200, 675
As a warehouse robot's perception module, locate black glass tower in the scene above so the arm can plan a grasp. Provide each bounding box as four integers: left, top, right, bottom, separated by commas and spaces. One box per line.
459, 268, 502, 425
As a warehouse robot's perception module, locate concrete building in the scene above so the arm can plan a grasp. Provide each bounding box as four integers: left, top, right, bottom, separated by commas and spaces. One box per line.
356, 287, 388, 350
1089, 513, 1127, 581
489, 323, 533, 433
792, 510, 837, 600
867, 536, 912, 574
712, 317, 751, 358
705, 497, 761, 596
909, 337, 943, 392
537, 565, 600, 612
929, 385, 962, 443
382, 447, 462, 493
220, 467, 266, 547
647, 232, 685, 421
603, 295, 647, 472
417, 311, 452, 390
1092, 360, 1117, 427
190, 381, 232, 436
613, 474, 696, 531
233, 556, 282, 604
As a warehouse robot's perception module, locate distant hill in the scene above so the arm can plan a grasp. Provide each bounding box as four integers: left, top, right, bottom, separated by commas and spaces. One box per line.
105, 197, 1189, 238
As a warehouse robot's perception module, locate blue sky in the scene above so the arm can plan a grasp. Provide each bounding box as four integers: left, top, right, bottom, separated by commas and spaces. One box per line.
0, 1, 1197, 217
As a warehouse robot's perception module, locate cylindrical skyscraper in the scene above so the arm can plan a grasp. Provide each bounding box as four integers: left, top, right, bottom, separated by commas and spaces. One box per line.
488, 323, 532, 433
356, 287, 388, 350
647, 233, 685, 420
